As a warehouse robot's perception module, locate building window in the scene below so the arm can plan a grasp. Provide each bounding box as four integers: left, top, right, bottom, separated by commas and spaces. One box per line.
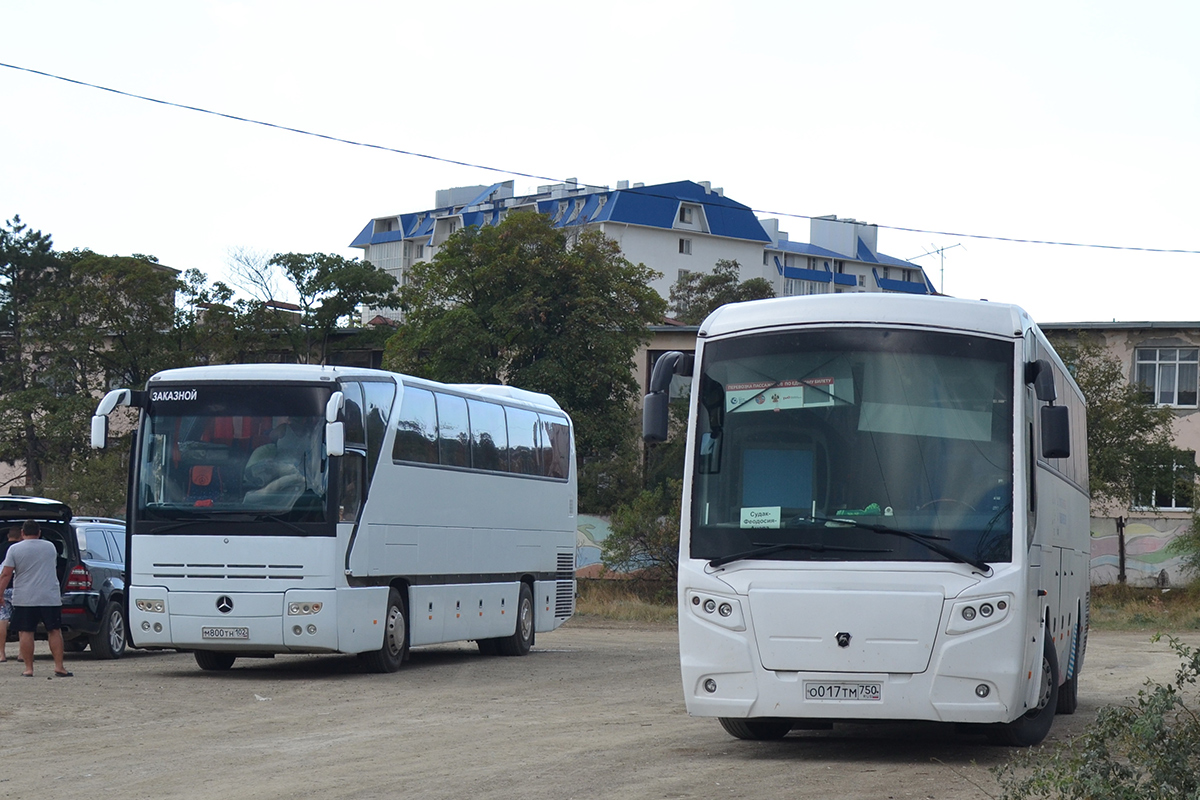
677, 268, 692, 283
857, 275, 865, 287
1136, 347, 1199, 406
1134, 451, 1196, 511
679, 238, 692, 255
679, 207, 693, 224
784, 278, 829, 297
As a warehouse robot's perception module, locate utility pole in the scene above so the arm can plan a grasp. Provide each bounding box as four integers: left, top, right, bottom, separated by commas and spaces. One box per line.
909, 243, 962, 294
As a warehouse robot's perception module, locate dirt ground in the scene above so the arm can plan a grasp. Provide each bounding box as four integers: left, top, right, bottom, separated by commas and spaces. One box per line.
0, 622, 1189, 800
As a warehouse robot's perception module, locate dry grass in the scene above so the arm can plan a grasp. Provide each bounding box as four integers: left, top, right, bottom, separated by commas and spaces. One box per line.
574, 578, 677, 624
1090, 583, 1200, 631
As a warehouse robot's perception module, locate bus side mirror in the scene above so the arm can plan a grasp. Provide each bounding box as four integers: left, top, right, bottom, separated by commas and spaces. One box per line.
91, 388, 133, 449
326, 392, 346, 456
326, 422, 345, 457
90, 416, 109, 449
1041, 405, 1070, 459
643, 351, 692, 443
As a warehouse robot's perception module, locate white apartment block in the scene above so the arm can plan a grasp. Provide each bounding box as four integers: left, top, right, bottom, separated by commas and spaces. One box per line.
349, 179, 934, 318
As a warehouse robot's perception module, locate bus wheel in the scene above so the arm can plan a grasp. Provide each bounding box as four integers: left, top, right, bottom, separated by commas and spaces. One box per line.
195, 651, 236, 671
988, 636, 1059, 746
360, 588, 408, 673
497, 583, 534, 656
719, 717, 793, 741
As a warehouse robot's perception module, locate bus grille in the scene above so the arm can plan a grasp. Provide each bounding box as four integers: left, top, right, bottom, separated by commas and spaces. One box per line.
557, 551, 575, 576
555, 579, 575, 619
149, 562, 305, 580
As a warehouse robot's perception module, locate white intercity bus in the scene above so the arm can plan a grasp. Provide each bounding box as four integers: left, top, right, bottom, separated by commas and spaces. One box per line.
92, 364, 577, 673
644, 294, 1088, 745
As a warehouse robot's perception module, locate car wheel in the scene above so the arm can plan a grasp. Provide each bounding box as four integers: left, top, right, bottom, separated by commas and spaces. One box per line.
90, 601, 128, 660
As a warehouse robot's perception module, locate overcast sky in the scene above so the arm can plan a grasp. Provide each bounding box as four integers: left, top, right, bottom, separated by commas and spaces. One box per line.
3, 1, 1197, 323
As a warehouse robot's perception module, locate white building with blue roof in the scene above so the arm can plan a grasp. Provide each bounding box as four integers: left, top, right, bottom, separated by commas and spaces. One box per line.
350, 179, 934, 317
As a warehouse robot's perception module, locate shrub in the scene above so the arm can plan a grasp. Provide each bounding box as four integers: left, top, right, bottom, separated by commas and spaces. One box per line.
993, 634, 1200, 800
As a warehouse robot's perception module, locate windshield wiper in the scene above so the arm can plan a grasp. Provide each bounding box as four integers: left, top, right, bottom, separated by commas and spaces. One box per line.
709, 541, 893, 569
795, 513, 992, 574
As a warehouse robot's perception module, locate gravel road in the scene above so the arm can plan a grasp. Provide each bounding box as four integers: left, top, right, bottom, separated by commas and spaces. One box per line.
0, 621, 1188, 800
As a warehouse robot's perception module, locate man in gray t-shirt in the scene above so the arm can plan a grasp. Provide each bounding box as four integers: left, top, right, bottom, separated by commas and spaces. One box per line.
0, 520, 70, 677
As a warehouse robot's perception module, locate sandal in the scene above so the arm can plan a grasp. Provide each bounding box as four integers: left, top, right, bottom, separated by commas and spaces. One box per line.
53, 670, 73, 678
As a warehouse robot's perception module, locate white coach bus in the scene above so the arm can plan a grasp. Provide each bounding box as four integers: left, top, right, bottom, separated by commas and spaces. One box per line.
92, 364, 577, 673
644, 294, 1089, 746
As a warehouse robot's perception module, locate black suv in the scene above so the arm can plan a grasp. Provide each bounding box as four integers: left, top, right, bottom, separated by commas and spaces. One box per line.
0, 496, 128, 659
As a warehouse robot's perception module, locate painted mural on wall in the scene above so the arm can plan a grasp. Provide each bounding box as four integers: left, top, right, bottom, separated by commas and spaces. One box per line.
1090, 515, 1193, 587
576, 515, 611, 573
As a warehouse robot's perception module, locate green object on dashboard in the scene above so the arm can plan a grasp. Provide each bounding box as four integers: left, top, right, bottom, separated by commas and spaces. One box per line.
835, 503, 882, 517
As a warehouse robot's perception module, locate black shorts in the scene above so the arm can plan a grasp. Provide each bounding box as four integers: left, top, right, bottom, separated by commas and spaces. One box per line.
11, 605, 62, 633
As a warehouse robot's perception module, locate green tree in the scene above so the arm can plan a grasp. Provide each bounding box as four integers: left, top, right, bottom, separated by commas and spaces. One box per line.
1050, 334, 1190, 511
268, 252, 400, 364
601, 478, 682, 588
668, 258, 775, 325
0, 216, 74, 486
383, 212, 666, 480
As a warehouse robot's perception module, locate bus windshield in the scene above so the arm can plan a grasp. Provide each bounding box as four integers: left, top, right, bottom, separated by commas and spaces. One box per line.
691, 327, 1014, 567
136, 384, 332, 523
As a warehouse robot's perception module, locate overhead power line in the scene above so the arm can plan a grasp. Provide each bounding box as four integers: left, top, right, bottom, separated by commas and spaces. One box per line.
4, 61, 1200, 256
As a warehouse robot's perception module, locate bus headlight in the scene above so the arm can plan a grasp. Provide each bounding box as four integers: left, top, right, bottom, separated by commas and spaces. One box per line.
136, 599, 165, 613
287, 602, 323, 616
946, 595, 1012, 635
686, 591, 746, 631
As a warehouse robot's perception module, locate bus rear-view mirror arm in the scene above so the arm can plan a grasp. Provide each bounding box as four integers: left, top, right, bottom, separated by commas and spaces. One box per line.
643, 351, 693, 444
91, 388, 144, 449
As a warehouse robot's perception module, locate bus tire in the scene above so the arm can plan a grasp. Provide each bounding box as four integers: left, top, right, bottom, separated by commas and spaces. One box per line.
195, 651, 237, 671
988, 636, 1059, 746
90, 601, 128, 660
360, 588, 407, 673
718, 717, 793, 741
496, 583, 534, 656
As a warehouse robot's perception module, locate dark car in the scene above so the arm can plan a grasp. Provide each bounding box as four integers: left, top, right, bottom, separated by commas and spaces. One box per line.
0, 496, 128, 659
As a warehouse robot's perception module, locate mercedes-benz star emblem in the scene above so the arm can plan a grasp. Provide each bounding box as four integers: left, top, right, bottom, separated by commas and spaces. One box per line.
216, 596, 234, 614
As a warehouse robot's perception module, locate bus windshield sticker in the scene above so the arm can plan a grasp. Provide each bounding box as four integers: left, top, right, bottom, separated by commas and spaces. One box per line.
740, 506, 782, 529
726, 379, 835, 413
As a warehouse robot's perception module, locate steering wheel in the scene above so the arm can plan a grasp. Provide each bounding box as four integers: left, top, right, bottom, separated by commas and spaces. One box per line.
918, 498, 977, 512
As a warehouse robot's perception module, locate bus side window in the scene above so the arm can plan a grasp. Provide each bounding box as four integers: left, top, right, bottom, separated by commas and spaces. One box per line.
506, 407, 540, 476
392, 387, 438, 464
339, 453, 364, 522
362, 381, 397, 482
435, 393, 470, 468
468, 399, 508, 472
539, 415, 571, 479
342, 383, 366, 448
